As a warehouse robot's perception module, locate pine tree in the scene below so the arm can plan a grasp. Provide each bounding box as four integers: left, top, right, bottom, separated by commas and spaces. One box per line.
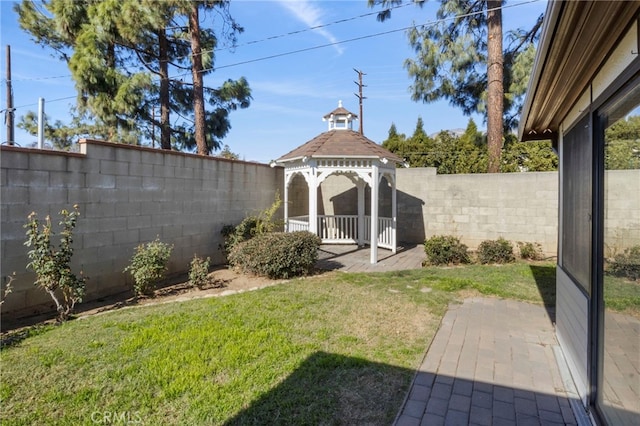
15, 0, 251, 153
369, 0, 543, 172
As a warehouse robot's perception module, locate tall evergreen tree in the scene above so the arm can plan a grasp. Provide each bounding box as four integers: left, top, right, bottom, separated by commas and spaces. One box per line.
369, 0, 543, 172
15, 0, 251, 153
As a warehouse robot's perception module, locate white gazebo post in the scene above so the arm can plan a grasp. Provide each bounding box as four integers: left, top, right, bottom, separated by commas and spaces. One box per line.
357, 179, 365, 246
307, 162, 318, 234
391, 174, 397, 254
284, 173, 290, 232
370, 162, 379, 264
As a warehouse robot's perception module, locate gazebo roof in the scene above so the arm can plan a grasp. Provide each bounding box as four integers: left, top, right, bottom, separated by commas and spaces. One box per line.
276, 129, 403, 163
323, 105, 358, 120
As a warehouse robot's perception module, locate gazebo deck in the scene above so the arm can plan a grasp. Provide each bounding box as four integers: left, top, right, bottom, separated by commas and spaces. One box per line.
316, 243, 424, 273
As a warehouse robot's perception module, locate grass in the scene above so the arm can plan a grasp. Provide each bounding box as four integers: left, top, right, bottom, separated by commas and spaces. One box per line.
1, 261, 636, 425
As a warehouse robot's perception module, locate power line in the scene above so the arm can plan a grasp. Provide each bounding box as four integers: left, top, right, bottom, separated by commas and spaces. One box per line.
10, 1, 416, 83
168, 0, 416, 61
9, 74, 71, 82
169, 0, 542, 78
12, 95, 76, 111
10, 0, 541, 84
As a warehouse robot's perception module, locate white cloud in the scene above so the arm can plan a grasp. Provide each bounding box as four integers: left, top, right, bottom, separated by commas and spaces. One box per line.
276, 0, 344, 55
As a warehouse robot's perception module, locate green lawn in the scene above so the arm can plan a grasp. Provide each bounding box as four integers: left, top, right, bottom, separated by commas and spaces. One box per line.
1, 262, 635, 425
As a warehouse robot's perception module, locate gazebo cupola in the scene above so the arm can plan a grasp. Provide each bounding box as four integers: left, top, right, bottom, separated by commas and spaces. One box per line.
273, 101, 403, 264
323, 100, 357, 131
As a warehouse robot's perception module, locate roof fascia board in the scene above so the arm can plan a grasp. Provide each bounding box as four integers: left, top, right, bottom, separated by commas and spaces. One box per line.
518, 1, 564, 141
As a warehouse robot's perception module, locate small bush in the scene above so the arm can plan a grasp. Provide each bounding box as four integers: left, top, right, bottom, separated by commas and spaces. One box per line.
189, 255, 211, 289
220, 192, 283, 257
477, 238, 515, 264
608, 245, 640, 281
228, 231, 321, 279
423, 235, 471, 266
24, 206, 86, 321
124, 238, 173, 296
517, 241, 543, 260
221, 216, 260, 255
1, 273, 15, 307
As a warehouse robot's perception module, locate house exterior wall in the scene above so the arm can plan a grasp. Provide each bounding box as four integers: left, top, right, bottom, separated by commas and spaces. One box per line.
554, 17, 639, 424
556, 266, 590, 403
1, 140, 283, 318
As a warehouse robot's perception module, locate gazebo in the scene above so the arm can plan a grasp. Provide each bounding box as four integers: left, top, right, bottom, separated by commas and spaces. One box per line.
273, 101, 404, 264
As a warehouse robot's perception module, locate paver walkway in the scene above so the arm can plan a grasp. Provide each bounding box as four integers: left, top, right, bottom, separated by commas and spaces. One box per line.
395, 297, 580, 426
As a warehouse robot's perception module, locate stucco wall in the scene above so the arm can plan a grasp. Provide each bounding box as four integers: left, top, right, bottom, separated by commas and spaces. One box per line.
1, 140, 283, 318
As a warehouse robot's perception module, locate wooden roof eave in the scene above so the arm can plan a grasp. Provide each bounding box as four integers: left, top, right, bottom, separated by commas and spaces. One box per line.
519, 1, 640, 142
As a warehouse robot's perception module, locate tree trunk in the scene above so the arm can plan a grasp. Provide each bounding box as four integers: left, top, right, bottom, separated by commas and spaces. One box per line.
189, 4, 207, 155
486, 1, 503, 173
158, 28, 171, 150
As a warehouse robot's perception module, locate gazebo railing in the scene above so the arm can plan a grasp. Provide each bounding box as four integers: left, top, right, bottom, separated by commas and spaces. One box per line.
288, 216, 310, 232
363, 216, 394, 250
318, 215, 358, 243
287, 215, 394, 249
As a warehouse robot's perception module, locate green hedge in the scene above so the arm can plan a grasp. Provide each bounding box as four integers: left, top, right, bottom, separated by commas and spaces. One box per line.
228, 231, 322, 279
423, 235, 471, 266
477, 237, 515, 264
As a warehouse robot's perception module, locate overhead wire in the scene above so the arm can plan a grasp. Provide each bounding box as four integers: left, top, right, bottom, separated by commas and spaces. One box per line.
10, 0, 541, 84
9, 0, 415, 83
168, 0, 542, 78
12, 96, 77, 111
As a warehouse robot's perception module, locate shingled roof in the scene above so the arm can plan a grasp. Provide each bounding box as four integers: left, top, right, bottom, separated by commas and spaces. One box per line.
322, 105, 358, 120
276, 129, 403, 163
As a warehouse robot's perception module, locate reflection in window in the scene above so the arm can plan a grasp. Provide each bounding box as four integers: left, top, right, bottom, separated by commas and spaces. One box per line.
600, 85, 640, 425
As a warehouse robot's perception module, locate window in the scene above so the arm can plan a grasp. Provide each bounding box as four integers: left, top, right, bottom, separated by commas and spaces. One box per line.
561, 114, 593, 293
597, 77, 640, 426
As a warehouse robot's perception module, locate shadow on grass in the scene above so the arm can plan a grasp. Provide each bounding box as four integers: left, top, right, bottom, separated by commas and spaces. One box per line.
529, 264, 556, 322
224, 351, 412, 425
224, 350, 604, 425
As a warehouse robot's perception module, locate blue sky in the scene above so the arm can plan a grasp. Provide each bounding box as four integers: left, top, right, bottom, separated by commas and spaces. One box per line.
1, 0, 546, 163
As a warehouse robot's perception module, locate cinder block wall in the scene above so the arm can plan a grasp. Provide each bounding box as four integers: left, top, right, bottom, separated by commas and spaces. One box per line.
306, 168, 560, 255
1, 140, 283, 318
396, 168, 559, 254
4, 143, 637, 319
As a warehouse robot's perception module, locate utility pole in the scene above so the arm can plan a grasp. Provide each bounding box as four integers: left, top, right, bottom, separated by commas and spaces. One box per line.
6, 45, 14, 145
353, 68, 366, 135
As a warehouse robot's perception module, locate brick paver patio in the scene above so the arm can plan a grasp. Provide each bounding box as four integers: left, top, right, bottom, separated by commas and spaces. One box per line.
319, 244, 585, 425
394, 297, 580, 426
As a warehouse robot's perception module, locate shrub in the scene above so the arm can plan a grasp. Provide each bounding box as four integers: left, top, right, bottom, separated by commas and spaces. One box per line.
1, 273, 15, 307
220, 192, 283, 257
189, 255, 211, 289
477, 238, 515, 264
517, 241, 544, 260
423, 235, 471, 266
221, 216, 260, 255
124, 238, 173, 296
228, 231, 321, 279
608, 245, 640, 281
24, 206, 86, 321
